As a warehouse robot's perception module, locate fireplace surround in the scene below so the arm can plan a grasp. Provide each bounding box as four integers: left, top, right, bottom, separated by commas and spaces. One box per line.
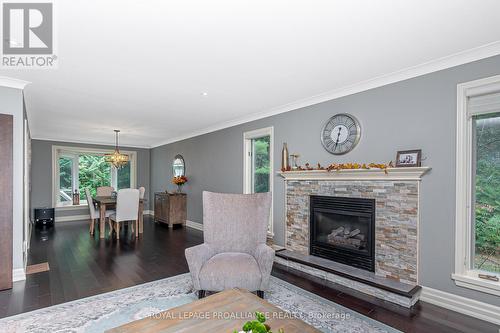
279, 167, 430, 285
277, 167, 431, 306
310, 195, 375, 272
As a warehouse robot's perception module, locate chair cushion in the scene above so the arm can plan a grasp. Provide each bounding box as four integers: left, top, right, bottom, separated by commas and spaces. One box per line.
199, 252, 261, 292
105, 210, 116, 218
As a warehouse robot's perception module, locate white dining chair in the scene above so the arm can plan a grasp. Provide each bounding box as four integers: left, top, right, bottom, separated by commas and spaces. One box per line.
85, 188, 115, 235
139, 186, 145, 199
109, 189, 140, 239
96, 186, 114, 196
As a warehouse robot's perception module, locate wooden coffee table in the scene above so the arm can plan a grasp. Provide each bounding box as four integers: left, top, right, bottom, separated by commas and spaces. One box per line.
107, 289, 321, 332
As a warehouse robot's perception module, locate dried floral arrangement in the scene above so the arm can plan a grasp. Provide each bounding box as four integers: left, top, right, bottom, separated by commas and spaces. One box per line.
281, 161, 395, 173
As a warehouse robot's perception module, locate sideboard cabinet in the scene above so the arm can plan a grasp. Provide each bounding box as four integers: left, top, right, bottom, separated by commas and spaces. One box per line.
154, 192, 187, 228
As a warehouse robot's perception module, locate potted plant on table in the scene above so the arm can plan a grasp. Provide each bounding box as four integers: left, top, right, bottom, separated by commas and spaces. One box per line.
234, 312, 284, 333
172, 175, 188, 193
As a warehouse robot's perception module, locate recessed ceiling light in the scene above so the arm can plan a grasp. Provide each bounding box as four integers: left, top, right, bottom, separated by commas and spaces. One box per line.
201, 92, 208, 96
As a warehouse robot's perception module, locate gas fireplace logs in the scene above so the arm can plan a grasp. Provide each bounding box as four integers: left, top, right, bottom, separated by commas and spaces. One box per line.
327, 226, 366, 249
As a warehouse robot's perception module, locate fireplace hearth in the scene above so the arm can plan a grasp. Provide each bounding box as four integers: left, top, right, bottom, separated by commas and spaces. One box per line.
310, 195, 375, 272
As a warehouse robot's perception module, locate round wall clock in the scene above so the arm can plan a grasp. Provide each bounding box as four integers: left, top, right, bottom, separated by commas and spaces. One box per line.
320, 113, 361, 155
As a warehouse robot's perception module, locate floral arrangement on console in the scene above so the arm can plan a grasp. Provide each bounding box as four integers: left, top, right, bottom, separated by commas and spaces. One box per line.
233, 312, 284, 333
172, 175, 188, 193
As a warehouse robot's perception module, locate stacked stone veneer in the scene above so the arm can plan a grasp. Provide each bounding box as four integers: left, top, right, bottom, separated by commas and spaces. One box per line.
285, 180, 419, 285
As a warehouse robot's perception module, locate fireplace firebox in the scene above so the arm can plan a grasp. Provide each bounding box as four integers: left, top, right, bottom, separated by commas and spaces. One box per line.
310, 195, 375, 271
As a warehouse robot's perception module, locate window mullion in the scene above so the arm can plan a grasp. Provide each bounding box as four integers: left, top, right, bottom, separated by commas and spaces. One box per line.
73, 155, 79, 194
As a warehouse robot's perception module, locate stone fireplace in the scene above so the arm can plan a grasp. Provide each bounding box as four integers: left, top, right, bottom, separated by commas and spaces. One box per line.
275, 167, 430, 307
276, 167, 430, 307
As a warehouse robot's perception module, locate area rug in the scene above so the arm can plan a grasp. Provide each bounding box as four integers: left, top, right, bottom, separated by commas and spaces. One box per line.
0, 274, 401, 333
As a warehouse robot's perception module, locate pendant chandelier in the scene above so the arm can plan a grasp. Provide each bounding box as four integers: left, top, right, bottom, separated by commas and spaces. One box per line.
105, 130, 129, 169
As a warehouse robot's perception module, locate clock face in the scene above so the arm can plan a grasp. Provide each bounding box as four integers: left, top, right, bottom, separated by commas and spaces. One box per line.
321, 114, 361, 155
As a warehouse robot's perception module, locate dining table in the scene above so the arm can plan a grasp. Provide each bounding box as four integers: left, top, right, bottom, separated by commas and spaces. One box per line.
93, 196, 145, 239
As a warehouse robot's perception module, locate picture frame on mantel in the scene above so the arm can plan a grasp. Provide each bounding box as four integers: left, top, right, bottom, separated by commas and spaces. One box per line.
395, 149, 422, 167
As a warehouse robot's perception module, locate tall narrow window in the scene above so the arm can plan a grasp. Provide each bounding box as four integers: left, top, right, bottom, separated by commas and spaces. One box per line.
251, 136, 271, 193
454, 76, 500, 295
58, 156, 74, 203
472, 112, 500, 274
244, 127, 274, 235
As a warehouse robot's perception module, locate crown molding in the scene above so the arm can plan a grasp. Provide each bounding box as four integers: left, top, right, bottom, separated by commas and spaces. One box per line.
151, 41, 500, 148
31, 135, 151, 149
0, 76, 30, 90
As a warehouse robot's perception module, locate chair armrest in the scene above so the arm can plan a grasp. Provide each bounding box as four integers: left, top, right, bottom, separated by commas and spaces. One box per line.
253, 244, 275, 290
185, 243, 214, 290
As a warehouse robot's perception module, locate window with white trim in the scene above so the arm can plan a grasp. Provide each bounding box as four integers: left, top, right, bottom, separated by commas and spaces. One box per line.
454, 75, 500, 295
243, 127, 274, 236
53, 146, 137, 207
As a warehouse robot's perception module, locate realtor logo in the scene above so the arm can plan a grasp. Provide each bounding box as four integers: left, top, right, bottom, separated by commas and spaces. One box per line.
1, 1, 57, 68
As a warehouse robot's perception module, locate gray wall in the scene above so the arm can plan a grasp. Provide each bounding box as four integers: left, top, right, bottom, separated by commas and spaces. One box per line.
151, 55, 500, 306
31, 140, 151, 218
0, 86, 25, 271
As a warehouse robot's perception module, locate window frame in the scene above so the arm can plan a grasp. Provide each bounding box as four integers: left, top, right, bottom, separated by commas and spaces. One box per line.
453, 75, 500, 295
243, 127, 274, 237
51, 145, 137, 210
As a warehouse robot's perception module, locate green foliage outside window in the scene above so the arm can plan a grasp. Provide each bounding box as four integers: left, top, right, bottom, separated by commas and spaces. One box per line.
78, 155, 112, 199
253, 136, 270, 193
58, 157, 73, 202
474, 113, 500, 273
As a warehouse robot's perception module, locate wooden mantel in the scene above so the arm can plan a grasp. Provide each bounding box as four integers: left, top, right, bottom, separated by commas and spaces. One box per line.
277, 167, 431, 181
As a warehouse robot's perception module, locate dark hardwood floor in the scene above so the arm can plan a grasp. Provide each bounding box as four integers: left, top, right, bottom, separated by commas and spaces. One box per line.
0, 217, 497, 333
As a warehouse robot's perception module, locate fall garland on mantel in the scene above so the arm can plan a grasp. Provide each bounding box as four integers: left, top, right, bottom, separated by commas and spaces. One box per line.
281, 161, 395, 174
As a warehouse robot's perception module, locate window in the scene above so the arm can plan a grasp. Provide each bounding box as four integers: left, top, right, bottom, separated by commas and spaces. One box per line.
454, 76, 500, 295
52, 146, 137, 208
472, 112, 500, 274
244, 127, 274, 235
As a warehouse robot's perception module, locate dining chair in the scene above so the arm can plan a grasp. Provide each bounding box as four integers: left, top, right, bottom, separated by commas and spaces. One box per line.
139, 186, 145, 199
85, 188, 115, 235
109, 189, 140, 239
96, 186, 114, 196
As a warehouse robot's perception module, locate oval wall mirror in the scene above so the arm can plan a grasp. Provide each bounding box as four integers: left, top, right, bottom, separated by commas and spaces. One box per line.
172, 154, 185, 177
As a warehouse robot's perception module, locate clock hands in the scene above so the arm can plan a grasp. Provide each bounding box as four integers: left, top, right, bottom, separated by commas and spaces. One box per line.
333, 127, 342, 150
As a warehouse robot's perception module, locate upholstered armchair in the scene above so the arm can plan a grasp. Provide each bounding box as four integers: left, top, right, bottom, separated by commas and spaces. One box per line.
185, 191, 274, 299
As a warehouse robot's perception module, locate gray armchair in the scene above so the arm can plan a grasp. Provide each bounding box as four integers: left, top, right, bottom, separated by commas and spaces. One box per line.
185, 191, 274, 299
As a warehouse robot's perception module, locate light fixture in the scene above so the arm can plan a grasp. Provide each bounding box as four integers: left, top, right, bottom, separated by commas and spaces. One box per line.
201, 92, 208, 96
105, 130, 129, 169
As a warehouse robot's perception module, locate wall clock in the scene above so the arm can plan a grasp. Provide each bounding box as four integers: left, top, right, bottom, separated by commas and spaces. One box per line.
320, 113, 361, 155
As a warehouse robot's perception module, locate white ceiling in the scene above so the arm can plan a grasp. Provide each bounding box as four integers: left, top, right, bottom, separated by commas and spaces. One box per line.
2, 0, 500, 148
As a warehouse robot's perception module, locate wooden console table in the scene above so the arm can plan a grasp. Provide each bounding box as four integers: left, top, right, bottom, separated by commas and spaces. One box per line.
154, 192, 186, 228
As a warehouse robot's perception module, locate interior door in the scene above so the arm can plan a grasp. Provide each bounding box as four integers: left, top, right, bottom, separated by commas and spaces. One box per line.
0, 114, 13, 290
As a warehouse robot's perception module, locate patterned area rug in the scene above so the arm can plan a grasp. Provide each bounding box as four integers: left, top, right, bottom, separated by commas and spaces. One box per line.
0, 274, 401, 333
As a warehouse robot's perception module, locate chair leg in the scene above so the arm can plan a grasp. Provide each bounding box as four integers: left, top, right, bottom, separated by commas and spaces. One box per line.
89, 219, 94, 234
198, 290, 206, 299
257, 290, 264, 299
108, 218, 113, 235
116, 222, 120, 239
135, 219, 138, 238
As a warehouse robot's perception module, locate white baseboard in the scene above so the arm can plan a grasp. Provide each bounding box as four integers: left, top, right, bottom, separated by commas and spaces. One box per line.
56, 210, 153, 223
420, 286, 500, 325
186, 220, 203, 231
56, 214, 90, 222
12, 268, 26, 282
